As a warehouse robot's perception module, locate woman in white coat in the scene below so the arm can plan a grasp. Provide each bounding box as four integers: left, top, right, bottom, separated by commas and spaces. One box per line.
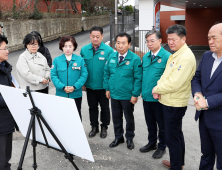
16, 33, 50, 93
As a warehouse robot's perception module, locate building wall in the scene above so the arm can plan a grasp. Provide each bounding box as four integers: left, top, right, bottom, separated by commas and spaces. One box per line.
0, 0, 81, 13
139, 0, 155, 30
185, 8, 222, 45
160, 10, 185, 44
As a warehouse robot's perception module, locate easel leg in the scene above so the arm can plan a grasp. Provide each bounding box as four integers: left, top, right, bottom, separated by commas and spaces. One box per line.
17, 115, 35, 170
32, 117, 37, 170
38, 114, 79, 170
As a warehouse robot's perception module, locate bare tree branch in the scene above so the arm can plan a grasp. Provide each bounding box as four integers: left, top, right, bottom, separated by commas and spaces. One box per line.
17, 0, 34, 13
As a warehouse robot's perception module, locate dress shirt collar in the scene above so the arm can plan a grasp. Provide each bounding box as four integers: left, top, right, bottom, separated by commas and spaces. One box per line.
119, 51, 128, 58
92, 44, 101, 52
151, 47, 161, 57
212, 53, 222, 61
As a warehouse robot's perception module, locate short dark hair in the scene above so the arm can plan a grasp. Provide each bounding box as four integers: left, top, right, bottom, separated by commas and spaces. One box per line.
166, 24, 187, 38
90, 26, 103, 34
115, 32, 131, 44
23, 33, 40, 48
31, 31, 44, 47
145, 30, 162, 39
59, 35, 78, 51
214, 21, 222, 25
0, 35, 8, 45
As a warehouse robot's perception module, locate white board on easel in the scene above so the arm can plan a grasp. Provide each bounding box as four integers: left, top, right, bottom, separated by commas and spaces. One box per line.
0, 85, 94, 162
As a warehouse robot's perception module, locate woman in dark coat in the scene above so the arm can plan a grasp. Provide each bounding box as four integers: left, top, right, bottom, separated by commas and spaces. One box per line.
31, 31, 52, 67
0, 34, 17, 170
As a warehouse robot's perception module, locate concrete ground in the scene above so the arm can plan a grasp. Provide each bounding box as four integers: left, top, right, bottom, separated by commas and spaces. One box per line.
7, 28, 215, 169
11, 94, 204, 170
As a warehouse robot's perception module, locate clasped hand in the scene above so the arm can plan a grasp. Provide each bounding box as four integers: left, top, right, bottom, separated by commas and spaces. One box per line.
42, 77, 49, 84
194, 93, 208, 111
64, 86, 74, 93
152, 86, 161, 100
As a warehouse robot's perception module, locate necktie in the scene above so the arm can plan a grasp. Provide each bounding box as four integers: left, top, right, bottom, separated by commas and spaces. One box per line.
119, 56, 124, 64
152, 55, 155, 60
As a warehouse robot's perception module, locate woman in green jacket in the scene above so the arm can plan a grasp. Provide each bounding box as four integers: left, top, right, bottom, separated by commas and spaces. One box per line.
51, 35, 88, 120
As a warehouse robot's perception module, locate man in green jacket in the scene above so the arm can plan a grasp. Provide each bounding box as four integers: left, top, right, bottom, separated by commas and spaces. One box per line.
104, 32, 142, 150
140, 30, 170, 159
80, 26, 113, 138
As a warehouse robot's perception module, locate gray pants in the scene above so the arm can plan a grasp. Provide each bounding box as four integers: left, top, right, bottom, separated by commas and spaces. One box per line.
0, 133, 12, 170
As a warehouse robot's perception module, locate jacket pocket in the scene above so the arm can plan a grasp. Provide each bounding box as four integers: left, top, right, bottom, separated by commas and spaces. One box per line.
109, 63, 117, 74
83, 56, 92, 66
153, 64, 166, 76
121, 65, 133, 77
57, 68, 66, 72
57, 68, 66, 78
142, 64, 149, 72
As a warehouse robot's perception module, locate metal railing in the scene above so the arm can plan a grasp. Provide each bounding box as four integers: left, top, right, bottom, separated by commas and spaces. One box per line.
109, 9, 151, 58
135, 30, 150, 58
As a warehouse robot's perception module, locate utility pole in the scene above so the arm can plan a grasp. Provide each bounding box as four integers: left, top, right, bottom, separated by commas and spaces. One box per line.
115, 0, 117, 24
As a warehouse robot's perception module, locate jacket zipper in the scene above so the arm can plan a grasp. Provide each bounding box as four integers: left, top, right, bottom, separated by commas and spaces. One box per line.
67, 60, 69, 98
92, 49, 95, 90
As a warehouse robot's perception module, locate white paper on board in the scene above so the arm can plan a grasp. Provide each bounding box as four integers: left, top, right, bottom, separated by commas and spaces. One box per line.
0, 85, 94, 162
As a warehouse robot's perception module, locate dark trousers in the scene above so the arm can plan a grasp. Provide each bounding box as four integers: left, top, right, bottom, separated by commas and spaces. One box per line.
162, 105, 187, 170
111, 98, 135, 140
199, 113, 222, 170
86, 88, 110, 128
143, 101, 166, 150
0, 133, 12, 170
74, 97, 82, 121
35, 86, 48, 94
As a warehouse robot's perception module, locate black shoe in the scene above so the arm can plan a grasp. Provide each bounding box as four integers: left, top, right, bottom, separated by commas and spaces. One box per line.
152, 148, 166, 159
126, 139, 134, 150
109, 137, 124, 148
89, 126, 99, 138
100, 127, 107, 138
139, 144, 157, 153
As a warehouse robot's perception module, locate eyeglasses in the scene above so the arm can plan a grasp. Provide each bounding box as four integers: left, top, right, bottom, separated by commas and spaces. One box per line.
145, 40, 157, 44
0, 48, 9, 51
28, 44, 38, 47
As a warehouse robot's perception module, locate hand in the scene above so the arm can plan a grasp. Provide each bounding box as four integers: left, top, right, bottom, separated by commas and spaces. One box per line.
67, 86, 74, 93
130, 96, 138, 104
194, 93, 208, 111
152, 87, 161, 100
64, 86, 74, 93
194, 102, 209, 111
106, 91, 111, 99
64, 87, 70, 93
152, 86, 156, 94
194, 93, 203, 103
42, 78, 49, 84
82, 85, 86, 91
153, 93, 161, 100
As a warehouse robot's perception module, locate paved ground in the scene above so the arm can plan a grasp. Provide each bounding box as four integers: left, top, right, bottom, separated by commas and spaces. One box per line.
7, 27, 215, 169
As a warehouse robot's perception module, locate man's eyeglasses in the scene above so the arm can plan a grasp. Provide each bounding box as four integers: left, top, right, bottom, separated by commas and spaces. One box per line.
0, 48, 9, 51
145, 40, 157, 44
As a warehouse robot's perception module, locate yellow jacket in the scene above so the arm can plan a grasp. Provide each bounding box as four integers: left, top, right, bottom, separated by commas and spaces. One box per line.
154, 43, 196, 107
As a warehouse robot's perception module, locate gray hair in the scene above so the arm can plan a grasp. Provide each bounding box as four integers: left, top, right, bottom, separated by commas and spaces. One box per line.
145, 30, 162, 39
166, 24, 187, 38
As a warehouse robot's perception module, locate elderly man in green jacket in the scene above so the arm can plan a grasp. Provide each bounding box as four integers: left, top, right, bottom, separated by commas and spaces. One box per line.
80, 26, 114, 139
140, 30, 170, 159
104, 32, 142, 150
